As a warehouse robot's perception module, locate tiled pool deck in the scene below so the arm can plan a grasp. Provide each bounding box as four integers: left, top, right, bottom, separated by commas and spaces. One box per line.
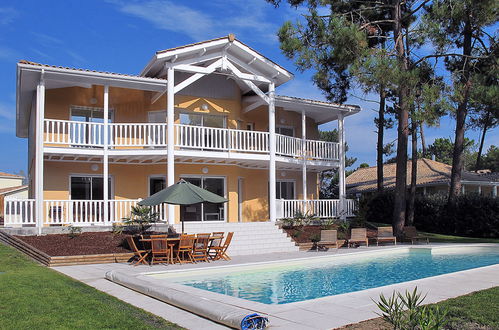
53, 243, 499, 330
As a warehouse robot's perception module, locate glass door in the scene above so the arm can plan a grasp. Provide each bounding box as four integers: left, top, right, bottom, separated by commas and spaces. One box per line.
69, 176, 112, 223
180, 176, 226, 222
70, 106, 112, 147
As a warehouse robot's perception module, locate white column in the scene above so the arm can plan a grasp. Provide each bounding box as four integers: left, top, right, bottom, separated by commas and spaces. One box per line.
103, 85, 109, 226
301, 110, 307, 203
167, 66, 175, 224
338, 113, 346, 220
268, 82, 277, 222
35, 72, 45, 235
493, 185, 497, 198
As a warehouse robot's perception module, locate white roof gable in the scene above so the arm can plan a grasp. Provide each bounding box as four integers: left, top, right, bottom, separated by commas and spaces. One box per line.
140, 35, 293, 89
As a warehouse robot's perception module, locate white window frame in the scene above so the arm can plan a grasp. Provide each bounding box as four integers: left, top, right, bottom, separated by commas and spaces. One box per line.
276, 125, 295, 137
180, 174, 227, 222
276, 179, 296, 200
148, 174, 166, 196
68, 174, 114, 200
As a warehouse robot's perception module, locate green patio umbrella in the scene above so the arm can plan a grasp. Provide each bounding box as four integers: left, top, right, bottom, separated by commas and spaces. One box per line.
138, 179, 228, 233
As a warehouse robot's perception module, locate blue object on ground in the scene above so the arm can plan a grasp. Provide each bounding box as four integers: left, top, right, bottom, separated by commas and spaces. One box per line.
240, 313, 269, 329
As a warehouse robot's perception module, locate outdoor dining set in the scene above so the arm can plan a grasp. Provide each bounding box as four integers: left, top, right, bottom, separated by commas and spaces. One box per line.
127, 232, 234, 266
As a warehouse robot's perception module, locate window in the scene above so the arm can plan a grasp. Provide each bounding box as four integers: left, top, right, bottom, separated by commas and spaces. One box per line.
179, 112, 227, 128
180, 176, 226, 221
70, 176, 112, 200
149, 176, 166, 196
277, 126, 294, 137
70, 106, 112, 146
276, 181, 295, 199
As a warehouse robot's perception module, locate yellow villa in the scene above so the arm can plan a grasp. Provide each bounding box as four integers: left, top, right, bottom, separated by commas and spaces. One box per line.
5, 35, 360, 235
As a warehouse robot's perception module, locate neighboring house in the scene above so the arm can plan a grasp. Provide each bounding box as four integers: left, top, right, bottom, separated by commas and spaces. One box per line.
5, 35, 360, 232
346, 158, 499, 197
0, 172, 28, 219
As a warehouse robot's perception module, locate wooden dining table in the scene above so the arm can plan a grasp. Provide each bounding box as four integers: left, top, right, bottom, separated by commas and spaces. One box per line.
140, 237, 179, 264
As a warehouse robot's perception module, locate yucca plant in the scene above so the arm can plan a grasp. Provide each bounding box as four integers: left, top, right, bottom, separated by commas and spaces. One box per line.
374, 287, 448, 330
122, 205, 159, 235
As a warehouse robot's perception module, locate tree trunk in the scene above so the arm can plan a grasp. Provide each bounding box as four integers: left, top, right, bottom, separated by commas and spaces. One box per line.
475, 112, 490, 171
407, 122, 418, 226
420, 122, 426, 158
377, 89, 386, 192
392, 0, 409, 237
448, 15, 472, 204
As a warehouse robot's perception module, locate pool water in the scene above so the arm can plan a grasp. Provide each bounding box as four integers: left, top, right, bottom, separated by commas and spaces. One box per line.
151, 246, 499, 304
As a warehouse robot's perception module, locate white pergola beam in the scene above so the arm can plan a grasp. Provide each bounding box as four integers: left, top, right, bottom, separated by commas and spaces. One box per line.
174, 58, 223, 93
243, 100, 265, 113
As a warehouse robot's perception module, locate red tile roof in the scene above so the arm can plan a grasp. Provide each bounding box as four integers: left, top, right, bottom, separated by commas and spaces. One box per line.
0, 185, 27, 195
0, 171, 24, 179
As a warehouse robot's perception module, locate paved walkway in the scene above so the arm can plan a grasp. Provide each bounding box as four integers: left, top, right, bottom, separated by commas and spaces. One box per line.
53, 244, 499, 329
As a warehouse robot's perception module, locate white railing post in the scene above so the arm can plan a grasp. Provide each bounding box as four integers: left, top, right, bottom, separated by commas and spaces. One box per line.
268, 82, 276, 222
35, 72, 45, 235
167, 66, 175, 225
301, 110, 307, 213
338, 113, 346, 220
103, 85, 110, 226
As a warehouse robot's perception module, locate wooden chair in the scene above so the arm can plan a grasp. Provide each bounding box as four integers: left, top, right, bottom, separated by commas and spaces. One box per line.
348, 228, 369, 248
375, 226, 397, 246
192, 233, 211, 262
176, 234, 196, 264
404, 226, 429, 244
208, 232, 224, 258
150, 237, 170, 265
126, 236, 149, 266
317, 230, 338, 250
209, 232, 234, 261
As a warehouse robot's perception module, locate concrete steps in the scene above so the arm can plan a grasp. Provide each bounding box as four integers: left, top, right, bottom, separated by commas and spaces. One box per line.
172, 222, 298, 256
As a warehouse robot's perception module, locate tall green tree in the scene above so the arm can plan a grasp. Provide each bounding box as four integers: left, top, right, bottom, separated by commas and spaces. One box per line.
268, 0, 429, 236
422, 0, 498, 204
425, 137, 476, 169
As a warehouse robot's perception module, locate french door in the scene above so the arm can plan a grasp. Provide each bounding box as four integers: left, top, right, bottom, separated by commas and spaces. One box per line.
70, 106, 112, 147
180, 176, 226, 222
69, 175, 112, 223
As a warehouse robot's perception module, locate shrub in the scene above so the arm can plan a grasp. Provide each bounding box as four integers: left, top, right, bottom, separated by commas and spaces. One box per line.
360, 191, 499, 238
122, 205, 159, 235
66, 225, 82, 239
375, 287, 448, 330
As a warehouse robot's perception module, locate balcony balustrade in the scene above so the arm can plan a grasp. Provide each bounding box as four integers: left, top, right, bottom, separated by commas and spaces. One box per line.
43, 119, 340, 162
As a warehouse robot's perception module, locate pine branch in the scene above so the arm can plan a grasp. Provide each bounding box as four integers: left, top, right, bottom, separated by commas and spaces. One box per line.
413, 53, 489, 66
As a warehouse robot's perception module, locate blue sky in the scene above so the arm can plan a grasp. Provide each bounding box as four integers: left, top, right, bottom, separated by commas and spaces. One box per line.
0, 0, 497, 174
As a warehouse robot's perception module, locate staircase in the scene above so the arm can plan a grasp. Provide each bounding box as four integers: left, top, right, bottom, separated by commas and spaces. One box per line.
172, 222, 299, 256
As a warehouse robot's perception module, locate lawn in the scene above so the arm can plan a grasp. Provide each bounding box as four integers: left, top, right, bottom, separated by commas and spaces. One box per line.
367, 222, 499, 243
341, 286, 499, 329
0, 243, 182, 329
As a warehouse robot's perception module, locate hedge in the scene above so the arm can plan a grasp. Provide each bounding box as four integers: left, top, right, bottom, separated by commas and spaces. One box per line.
360, 191, 499, 238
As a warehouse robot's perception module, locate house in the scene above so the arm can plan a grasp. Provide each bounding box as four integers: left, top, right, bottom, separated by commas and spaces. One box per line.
5, 35, 360, 233
346, 158, 499, 197
0, 172, 28, 220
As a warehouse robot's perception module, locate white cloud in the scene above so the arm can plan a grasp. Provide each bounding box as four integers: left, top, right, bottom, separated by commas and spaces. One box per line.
0, 46, 20, 61
31, 32, 63, 47
109, 0, 281, 44
0, 7, 18, 25
0, 103, 15, 133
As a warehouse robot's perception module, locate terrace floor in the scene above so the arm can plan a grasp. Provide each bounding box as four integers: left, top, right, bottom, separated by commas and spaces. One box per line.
53, 243, 499, 330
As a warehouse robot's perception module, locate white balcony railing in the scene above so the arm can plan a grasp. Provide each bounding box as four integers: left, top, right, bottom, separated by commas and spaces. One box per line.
3, 199, 168, 226
277, 199, 357, 219
44, 119, 339, 161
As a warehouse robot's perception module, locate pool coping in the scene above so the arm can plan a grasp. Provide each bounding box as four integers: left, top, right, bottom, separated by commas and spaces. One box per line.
105, 243, 499, 329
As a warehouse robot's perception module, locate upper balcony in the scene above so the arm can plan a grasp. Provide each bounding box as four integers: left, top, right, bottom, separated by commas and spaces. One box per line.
43, 119, 340, 163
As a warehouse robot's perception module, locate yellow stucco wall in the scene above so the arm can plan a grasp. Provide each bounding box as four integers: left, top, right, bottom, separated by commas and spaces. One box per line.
39, 85, 322, 223
43, 160, 319, 223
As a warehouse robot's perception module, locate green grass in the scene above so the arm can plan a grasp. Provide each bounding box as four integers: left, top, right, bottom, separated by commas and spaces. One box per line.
419, 231, 499, 244
438, 286, 499, 328
366, 222, 499, 243
0, 243, 182, 329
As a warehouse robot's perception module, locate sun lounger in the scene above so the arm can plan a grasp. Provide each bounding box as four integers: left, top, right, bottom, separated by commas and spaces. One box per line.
404, 226, 429, 244
375, 226, 397, 245
317, 230, 338, 250
348, 228, 369, 248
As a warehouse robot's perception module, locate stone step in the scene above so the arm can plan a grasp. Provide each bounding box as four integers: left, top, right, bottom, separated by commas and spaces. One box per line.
172, 222, 299, 256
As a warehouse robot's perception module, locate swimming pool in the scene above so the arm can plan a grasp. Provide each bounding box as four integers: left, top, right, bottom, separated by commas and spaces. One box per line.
149, 246, 499, 304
